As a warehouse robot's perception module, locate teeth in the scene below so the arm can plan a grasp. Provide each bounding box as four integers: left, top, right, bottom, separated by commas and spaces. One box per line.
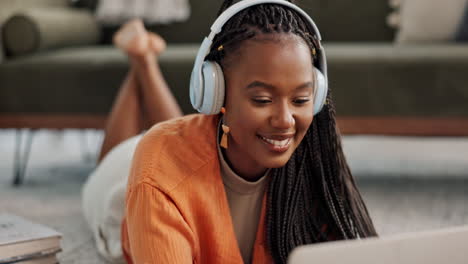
261, 136, 291, 147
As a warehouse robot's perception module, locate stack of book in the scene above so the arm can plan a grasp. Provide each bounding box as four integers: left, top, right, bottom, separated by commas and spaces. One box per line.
0, 214, 62, 264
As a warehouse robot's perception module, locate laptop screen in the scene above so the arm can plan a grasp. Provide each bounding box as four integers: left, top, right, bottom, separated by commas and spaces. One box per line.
288, 225, 468, 264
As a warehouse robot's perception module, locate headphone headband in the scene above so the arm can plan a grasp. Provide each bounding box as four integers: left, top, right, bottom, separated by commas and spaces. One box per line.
190, 0, 328, 114
208, 0, 322, 41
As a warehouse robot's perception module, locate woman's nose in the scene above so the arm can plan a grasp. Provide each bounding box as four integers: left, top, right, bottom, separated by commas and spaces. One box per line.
270, 103, 295, 130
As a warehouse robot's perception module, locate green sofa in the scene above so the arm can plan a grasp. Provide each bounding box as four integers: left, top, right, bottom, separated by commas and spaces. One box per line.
2, 0, 468, 136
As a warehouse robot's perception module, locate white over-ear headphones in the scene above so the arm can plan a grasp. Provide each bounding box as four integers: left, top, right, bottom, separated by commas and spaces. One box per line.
189, 0, 328, 115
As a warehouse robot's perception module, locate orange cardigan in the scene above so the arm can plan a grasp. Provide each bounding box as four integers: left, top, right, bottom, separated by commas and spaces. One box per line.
121, 114, 273, 264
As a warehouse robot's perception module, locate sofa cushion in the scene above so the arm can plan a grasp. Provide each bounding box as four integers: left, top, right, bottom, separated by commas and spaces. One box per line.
0, 45, 198, 115
326, 43, 468, 117
3, 7, 100, 56
301, 0, 394, 42
2, 44, 468, 118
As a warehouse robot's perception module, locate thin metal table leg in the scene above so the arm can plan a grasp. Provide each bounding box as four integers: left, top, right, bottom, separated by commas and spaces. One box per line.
12, 129, 35, 186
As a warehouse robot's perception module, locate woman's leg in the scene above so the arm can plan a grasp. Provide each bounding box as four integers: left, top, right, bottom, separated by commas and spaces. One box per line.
98, 69, 144, 162
84, 21, 185, 261
130, 45, 183, 129
98, 20, 182, 162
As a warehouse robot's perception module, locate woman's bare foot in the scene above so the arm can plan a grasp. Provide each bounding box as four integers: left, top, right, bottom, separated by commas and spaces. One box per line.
126, 32, 167, 78
113, 19, 167, 58
113, 19, 149, 56
148, 32, 166, 56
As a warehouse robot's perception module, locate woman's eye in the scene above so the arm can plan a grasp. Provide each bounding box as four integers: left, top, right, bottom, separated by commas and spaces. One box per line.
252, 98, 272, 104
293, 98, 311, 105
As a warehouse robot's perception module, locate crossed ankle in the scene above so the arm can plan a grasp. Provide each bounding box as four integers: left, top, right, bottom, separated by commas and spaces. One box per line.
129, 53, 159, 69
113, 19, 166, 57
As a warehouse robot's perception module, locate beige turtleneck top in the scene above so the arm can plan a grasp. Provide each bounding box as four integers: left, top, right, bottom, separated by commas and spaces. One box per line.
217, 123, 270, 264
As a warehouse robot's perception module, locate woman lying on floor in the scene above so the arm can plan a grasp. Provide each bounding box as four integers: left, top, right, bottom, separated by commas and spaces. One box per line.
82, 0, 377, 263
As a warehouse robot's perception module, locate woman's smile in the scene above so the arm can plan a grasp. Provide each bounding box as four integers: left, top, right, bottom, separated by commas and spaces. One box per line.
222, 33, 315, 180
257, 133, 294, 153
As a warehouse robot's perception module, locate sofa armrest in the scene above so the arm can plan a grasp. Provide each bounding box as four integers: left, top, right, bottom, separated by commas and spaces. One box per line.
2, 6, 100, 57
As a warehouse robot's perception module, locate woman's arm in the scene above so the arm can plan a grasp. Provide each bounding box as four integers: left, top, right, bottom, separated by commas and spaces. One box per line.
126, 182, 195, 263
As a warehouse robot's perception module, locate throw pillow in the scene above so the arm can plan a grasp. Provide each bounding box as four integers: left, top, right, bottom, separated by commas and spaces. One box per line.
0, 0, 69, 60
3, 7, 100, 56
388, 0, 468, 43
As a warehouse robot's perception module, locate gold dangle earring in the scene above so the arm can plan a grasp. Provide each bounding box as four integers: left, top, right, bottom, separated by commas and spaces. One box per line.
220, 107, 230, 149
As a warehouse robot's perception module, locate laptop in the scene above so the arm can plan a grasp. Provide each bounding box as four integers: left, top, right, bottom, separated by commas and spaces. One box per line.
288, 225, 468, 264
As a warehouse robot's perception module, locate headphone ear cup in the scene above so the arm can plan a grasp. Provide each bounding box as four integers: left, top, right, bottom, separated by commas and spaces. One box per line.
211, 62, 225, 114
200, 61, 225, 114
313, 67, 327, 115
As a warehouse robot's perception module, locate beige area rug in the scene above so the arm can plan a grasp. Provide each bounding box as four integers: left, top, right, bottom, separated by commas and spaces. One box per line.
1, 129, 468, 263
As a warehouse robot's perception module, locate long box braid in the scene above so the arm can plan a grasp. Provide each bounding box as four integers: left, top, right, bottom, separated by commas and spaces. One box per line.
205, 1, 378, 263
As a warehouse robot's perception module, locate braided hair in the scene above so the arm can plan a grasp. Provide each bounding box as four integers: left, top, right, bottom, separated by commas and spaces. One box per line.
206, 1, 378, 263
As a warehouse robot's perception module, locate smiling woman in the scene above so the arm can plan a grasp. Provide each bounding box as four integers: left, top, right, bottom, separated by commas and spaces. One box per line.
221, 35, 315, 179
82, 0, 377, 264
